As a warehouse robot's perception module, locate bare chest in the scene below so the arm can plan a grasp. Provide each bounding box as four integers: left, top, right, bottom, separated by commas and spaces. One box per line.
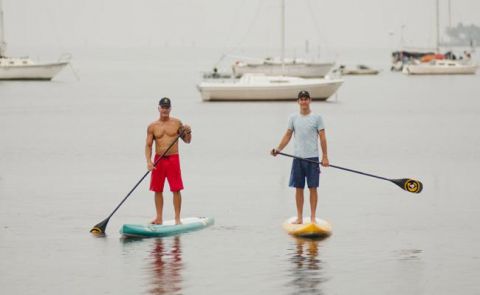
152, 121, 179, 140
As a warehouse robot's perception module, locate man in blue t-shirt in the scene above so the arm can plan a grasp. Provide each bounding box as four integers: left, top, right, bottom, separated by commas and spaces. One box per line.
271, 90, 329, 224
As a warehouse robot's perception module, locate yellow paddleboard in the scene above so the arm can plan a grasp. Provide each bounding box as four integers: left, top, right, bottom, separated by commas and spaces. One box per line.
283, 217, 332, 238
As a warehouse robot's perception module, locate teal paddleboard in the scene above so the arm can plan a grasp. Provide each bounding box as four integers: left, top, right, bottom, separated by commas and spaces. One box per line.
120, 217, 214, 238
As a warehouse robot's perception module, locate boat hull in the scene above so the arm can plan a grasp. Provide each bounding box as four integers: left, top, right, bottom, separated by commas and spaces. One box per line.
0, 62, 68, 80
342, 69, 379, 75
198, 76, 343, 101
403, 63, 477, 75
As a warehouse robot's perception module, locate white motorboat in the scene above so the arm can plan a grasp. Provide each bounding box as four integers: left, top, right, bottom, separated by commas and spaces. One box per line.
0, 0, 68, 80
197, 74, 343, 101
232, 58, 334, 78
403, 59, 477, 75
338, 65, 379, 75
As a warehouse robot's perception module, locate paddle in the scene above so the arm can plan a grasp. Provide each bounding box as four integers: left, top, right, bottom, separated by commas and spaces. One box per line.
90, 132, 185, 235
274, 151, 423, 194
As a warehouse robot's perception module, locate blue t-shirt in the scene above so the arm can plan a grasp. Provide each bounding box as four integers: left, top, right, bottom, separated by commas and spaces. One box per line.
287, 112, 325, 158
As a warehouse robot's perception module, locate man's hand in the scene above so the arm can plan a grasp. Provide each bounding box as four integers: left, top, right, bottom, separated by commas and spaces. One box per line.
147, 161, 155, 171
321, 155, 330, 167
178, 124, 192, 136
270, 148, 280, 157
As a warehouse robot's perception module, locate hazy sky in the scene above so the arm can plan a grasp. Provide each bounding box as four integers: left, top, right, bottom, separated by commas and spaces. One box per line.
2, 0, 480, 54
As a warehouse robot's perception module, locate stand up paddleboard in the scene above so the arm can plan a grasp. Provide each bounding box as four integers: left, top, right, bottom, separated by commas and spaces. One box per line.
283, 217, 332, 238
120, 217, 214, 238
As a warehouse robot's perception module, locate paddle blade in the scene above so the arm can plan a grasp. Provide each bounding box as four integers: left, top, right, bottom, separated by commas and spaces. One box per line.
391, 178, 423, 194
90, 217, 110, 235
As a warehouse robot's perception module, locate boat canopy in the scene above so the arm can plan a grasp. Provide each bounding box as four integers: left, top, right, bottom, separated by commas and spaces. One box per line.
392, 51, 435, 59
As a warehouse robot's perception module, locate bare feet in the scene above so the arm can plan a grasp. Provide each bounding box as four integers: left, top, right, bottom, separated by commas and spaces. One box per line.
151, 218, 162, 225
310, 217, 317, 224
292, 218, 303, 224
175, 218, 182, 225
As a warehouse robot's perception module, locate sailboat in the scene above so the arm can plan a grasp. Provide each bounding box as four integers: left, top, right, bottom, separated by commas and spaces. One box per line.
231, 3, 333, 78
0, 0, 69, 80
197, 0, 343, 101
403, 59, 477, 75
232, 58, 334, 78
402, 0, 477, 75
198, 73, 342, 101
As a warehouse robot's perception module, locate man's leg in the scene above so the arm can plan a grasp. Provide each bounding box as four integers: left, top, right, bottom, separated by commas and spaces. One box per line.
309, 187, 318, 223
168, 155, 183, 225
294, 188, 304, 224
305, 158, 320, 224
152, 192, 164, 224
173, 191, 182, 224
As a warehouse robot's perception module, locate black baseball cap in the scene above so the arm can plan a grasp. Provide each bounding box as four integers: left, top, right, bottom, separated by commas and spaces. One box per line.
159, 97, 171, 108
298, 90, 310, 99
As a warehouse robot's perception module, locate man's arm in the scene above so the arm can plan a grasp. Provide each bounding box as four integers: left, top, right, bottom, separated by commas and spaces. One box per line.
271, 129, 293, 156
145, 125, 155, 171
319, 129, 329, 167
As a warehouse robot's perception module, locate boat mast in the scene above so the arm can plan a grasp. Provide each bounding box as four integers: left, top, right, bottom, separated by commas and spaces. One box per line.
435, 0, 440, 52
448, 0, 451, 28
0, 0, 6, 57
280, 0, 285, 75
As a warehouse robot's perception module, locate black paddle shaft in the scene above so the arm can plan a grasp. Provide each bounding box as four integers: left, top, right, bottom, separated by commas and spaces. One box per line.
106, 134, 183, 220
277, 152, 389, 181
91, 132, 185, 234
275, 151, 423, 194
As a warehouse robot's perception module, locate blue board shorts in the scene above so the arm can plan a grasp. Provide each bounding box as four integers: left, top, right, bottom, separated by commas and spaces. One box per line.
289, 157, 320, 188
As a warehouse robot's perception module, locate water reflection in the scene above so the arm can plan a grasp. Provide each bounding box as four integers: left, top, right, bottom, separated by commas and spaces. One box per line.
287, 236, 329, 295
394, 249, 423, 261
147, 237, 183, 295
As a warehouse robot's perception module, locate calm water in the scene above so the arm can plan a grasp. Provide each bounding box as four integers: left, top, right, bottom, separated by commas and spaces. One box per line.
1, 48, 480, 294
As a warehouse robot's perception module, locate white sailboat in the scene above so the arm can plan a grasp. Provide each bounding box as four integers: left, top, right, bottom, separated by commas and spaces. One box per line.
0, 0, 68, 80
403, 59, 477, 75
232, 58, 334, 78
231, 3, 333, 78
197, 0, 343, 101
198, 73, 342, 101
403, 0, 477, 75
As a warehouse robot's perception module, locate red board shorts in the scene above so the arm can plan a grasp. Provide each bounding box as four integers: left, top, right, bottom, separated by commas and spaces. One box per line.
150, 154, 184, 192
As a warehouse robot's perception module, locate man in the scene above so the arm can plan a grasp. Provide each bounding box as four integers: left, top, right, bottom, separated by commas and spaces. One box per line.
145, 97, 192, 225
271, 90, 329, 224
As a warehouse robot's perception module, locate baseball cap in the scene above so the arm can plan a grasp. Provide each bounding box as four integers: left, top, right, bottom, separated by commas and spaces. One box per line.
159, 97, 171, 108
298, 90, 310, 99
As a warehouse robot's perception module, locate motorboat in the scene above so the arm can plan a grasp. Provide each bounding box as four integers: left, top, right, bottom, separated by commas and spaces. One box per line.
338, 65, 379, 75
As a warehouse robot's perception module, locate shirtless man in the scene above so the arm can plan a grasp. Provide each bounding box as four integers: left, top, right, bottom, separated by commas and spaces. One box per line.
145, 97, 191, 225
271, 90, 329, 224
